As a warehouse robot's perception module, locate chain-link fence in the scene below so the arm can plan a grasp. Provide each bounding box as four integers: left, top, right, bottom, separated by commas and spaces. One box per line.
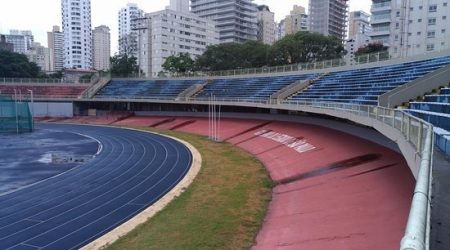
0, 95, 32, 133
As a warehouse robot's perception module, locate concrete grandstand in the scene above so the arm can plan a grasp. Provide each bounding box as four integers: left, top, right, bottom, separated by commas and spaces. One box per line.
2, 50, 450, 249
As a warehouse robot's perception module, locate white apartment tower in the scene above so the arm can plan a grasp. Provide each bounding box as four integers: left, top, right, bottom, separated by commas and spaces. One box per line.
191, 0, 258, 43
93, 25, 111, 71
135, 0, 218, 77
257, 5, 276, 45
309, 0, 349, 41
47, 26, 64, 72
283, 5, 309, 36
118, 3, 143, 57
371, 0, 450, 58
5, 30, 34, 54
62, 0, 92, 69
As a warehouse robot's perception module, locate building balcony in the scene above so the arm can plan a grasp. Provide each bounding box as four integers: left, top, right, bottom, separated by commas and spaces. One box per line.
370, 28, 391, 37
371, 3, 391, 13
371, 14, 391, 25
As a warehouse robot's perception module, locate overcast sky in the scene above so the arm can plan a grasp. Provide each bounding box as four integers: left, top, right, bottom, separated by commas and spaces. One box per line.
0, 0, 371, 55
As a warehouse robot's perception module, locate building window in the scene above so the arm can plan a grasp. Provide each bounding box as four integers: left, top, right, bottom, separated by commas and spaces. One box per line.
427, 31, 436, 38
443, 16, 447, 20
417, 31, 422, 35
396, 11, 400, 17
442, 29, 446, 33
428, 18, 436, 25
427, 44, 435, 51
418, 18, 422, 22
429, 5, 437, 12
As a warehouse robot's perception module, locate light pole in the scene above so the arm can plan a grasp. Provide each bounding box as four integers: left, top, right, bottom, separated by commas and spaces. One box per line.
27, 89, 34, 131
13, 89, 18, 134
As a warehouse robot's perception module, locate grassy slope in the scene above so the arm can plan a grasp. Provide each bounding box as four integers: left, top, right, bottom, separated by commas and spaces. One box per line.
107, 128, 272, 250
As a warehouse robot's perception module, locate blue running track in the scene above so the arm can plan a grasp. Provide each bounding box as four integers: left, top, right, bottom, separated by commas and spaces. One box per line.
0, 123, 193, 250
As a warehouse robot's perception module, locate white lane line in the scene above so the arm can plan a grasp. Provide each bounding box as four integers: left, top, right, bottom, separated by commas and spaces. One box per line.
13, 131, 171, 249
0, 128, 102, 198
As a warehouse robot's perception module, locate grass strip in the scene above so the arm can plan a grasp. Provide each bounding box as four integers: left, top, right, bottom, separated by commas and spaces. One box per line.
107, 127, 272, 250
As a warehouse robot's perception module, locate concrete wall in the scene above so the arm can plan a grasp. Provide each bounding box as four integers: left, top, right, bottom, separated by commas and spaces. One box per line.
29, 102, 73, 117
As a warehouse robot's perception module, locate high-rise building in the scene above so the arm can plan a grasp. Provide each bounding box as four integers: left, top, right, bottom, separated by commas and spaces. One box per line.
309, 0, 349, 41
25, 42, 51, 72
346, 11, 372, 64
93, 25, 111, 71
371, 0, 450, 58
118, 3, 143, 57
284, 5, 309, 36
4, 30, 34, 54
134, 0, 218, 77
62, 0, 92, 69
191, 0, 258, 43
276, 20, 286, 41
0, 35, 14, 52
257, 5, 276, 45
47, 26, 64, 72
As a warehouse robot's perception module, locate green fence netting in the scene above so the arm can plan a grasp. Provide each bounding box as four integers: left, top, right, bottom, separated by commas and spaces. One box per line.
0, 95, 33, 133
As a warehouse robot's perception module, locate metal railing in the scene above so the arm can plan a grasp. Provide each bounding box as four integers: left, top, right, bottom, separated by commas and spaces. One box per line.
279, 100, 433, 250
0, 78, 92, 84
105, 51, 391, 79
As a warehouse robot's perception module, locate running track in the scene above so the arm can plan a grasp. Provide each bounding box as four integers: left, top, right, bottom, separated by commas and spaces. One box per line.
0, 124, 192, 250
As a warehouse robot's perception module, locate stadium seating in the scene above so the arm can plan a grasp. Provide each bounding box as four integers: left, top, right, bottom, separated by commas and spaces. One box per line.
0, 84, 88, 99
95, 79, 205, 99
195, 74, 317, 100
408, 87, 450, 155
289, 56, 450, 105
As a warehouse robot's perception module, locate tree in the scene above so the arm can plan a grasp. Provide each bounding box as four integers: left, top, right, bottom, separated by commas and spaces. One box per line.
0, 50, 41, 77
195, 41, 270, 71
110, 54, 140, 77
162, 53, 195, 73
355, 42, 388, 56
269, 32, 345, 65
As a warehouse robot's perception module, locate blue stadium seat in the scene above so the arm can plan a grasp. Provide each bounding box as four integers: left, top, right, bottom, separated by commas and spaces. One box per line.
289, 56, 450, 105
95, 79, 205, 99
195, 74, 317, 100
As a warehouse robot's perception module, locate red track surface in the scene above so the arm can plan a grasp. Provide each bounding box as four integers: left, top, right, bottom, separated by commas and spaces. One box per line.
57, 116, 414, 249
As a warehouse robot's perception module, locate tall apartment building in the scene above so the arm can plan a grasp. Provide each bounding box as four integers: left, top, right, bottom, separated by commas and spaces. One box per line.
47, 26, 64, 72
118, 3, 143, 57
25, 42, 51, 72
276, 20, 286, 41
134, 0, 218, 77
61, 0, 92, 69
346, 11, 372, 63
257, 5, 276, 45
4, 30, 34, 54
309, 0, 349, 41
284, 5, 309, 36
0, 35, 14, 52
191, 0, 258, 43
371, 0, 450, 58
93, 25, 111, 71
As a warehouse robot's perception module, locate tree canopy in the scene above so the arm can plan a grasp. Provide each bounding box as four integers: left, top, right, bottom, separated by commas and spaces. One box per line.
165, 31, 345, 73
195, 41, 270, 71
110, 54, 140, 77
0, 50, 41, 77
355, 42, 389, 56
162, 53, 195, 73
269, 32, 345, 65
